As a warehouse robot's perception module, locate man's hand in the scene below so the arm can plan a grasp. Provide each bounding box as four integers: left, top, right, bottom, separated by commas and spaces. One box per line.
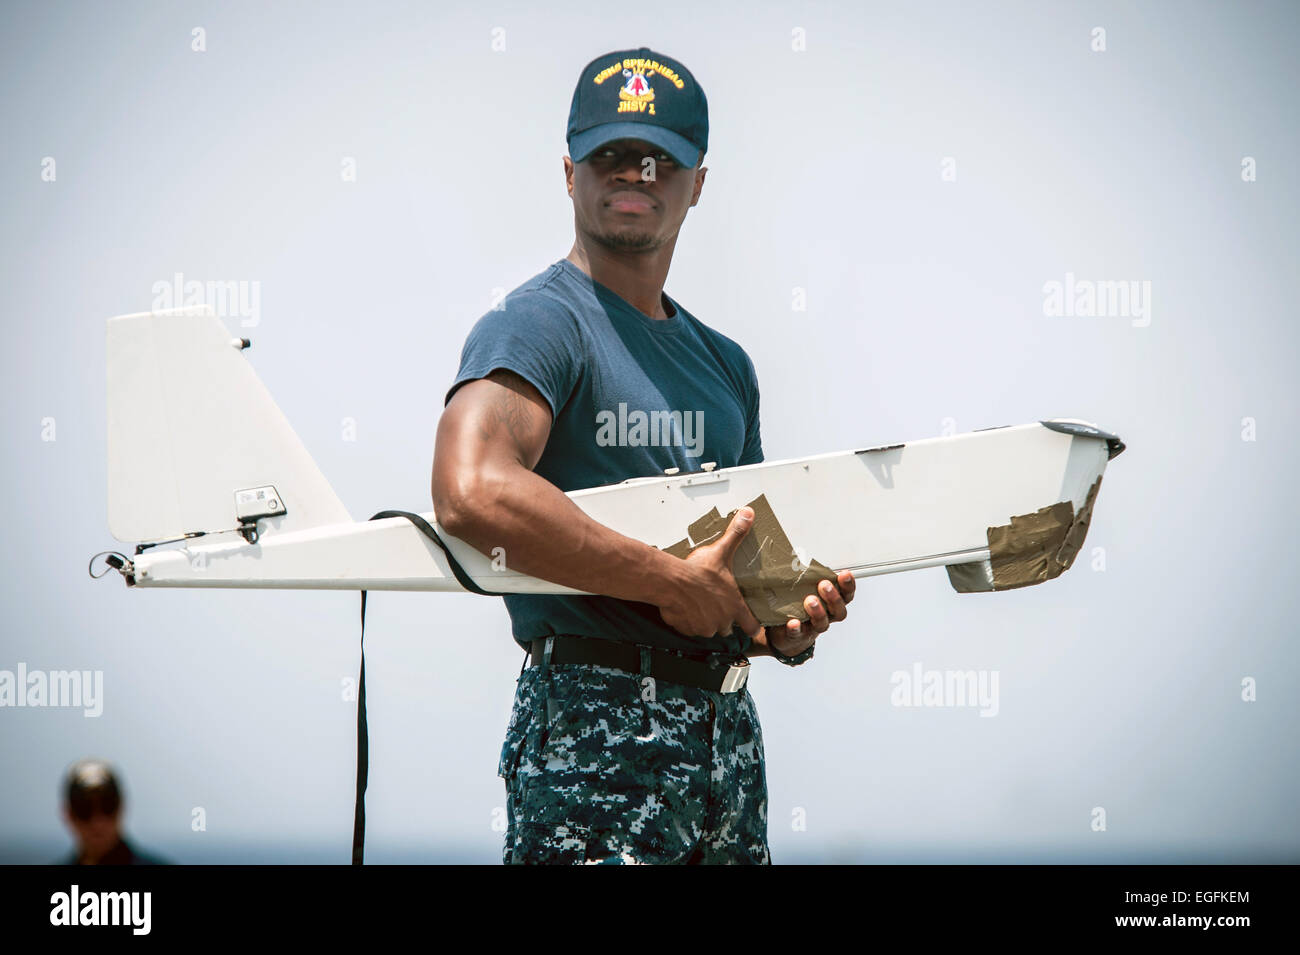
766, 570, 856, 657
655, 507, 765, 641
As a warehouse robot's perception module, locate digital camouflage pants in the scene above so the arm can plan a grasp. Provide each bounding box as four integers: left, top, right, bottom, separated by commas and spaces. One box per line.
498, 656, 771, 864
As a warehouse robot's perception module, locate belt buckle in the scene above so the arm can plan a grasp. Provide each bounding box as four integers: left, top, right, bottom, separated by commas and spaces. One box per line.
718, 658, 750, 694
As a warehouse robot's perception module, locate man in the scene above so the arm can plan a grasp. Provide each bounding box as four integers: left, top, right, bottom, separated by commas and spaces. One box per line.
60, 759, 166, 865
432, 47, 856, 864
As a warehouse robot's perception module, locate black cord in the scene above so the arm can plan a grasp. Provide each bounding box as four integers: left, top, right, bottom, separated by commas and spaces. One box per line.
87, 551, 132, 579
352, 510, 506, 865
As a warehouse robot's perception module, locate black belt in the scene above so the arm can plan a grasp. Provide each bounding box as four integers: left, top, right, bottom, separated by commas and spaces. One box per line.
529, 635, 751, 694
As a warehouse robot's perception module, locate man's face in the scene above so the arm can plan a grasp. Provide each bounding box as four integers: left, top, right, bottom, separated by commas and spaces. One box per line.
65, 803, 122, 859
565, 138, 707, 252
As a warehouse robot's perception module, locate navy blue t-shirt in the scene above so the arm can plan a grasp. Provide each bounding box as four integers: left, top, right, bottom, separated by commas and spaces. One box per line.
444, 258, 763, 658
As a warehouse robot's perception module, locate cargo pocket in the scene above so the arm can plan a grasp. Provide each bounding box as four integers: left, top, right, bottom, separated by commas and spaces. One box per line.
503, 820, 593, 865
497, 676, 538, 780
498, 671, 585, 780
497, 724, 525, 781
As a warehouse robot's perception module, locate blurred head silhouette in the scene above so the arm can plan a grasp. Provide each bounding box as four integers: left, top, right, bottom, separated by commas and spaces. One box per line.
62, 758, 124, 863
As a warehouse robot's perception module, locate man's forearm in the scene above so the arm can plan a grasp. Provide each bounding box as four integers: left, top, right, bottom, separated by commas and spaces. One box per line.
436, 462, 687, 607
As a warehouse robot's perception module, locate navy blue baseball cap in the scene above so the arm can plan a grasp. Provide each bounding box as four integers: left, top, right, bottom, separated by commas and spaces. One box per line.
566, 48, 708, 168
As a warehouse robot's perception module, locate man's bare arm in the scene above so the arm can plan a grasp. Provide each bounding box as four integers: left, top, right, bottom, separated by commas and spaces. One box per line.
431, 369, 762, 640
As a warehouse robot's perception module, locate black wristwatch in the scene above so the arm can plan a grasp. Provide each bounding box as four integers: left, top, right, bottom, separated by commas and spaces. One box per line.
770, 635, 815, 667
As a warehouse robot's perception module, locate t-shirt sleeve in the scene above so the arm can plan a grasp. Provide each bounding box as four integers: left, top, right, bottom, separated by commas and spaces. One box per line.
443, 296, 585, 420
738, 351, 764, 466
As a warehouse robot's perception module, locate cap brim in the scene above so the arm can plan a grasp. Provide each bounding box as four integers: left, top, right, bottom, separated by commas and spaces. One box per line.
569, 122, 700, 168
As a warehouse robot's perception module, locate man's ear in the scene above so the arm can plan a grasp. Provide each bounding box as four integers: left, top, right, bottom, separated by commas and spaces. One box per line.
563, 156, 575, 198
689, 164, 708, 208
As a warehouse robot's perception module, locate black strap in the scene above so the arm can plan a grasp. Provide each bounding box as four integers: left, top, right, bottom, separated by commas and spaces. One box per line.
352, 510, 508, 865
367, 510, 508, 599
352, 591, 368, 866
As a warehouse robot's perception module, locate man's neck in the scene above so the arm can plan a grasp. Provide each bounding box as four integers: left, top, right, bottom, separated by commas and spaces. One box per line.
565, 237, 677, 320
78, 836, 129, 865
